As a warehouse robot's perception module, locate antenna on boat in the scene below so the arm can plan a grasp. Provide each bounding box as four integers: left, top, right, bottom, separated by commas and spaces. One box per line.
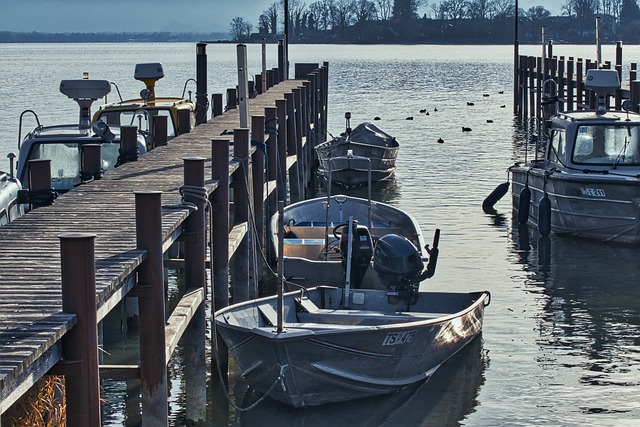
585, 69, 620, 115
59, 79, 111, 130
134, 63, 164, 103
344, 112, 352, 135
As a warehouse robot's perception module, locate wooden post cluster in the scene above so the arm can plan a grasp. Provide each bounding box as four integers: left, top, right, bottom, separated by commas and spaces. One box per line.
515, 42, 639, 121
2, 59, 329, 425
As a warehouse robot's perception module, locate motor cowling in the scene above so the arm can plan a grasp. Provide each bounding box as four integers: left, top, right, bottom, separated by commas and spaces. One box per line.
373, 234, 424, 303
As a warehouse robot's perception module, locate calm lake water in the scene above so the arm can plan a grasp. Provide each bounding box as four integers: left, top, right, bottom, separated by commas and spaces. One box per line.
2, 43, 640, 426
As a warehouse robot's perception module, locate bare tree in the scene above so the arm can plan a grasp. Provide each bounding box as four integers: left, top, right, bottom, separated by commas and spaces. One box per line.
262, 3, 279, 34
333, 0, 357, 28
376, 0, 394, 19
392, 0, 421, 20
467, 0, 492, 19
354, 0, 378, 24
436, 0, 467, 19
229, 17, 253, 41
491, 0, 515, 19
309, 0, 335, 30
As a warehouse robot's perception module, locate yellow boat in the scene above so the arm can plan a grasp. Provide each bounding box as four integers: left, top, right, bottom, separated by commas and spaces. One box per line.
94, 63, 196, 149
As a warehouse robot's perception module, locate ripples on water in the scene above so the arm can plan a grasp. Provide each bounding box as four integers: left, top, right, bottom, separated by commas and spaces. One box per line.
2, 43, 640, 426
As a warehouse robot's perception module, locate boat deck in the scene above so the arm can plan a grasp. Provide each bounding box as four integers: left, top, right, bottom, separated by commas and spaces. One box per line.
0, 78, 318, 414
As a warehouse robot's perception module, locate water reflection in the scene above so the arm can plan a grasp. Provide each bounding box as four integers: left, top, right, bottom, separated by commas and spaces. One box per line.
509, 224, 640, 411
311, 171, 402, 204
219, 336, 487, 427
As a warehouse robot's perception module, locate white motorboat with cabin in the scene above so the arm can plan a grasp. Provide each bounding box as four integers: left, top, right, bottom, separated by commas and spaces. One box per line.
16, 79, 147, 205
487, 69, 640, 243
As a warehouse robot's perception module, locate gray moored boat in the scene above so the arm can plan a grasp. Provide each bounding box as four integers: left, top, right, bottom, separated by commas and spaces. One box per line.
316, 113, 399, 187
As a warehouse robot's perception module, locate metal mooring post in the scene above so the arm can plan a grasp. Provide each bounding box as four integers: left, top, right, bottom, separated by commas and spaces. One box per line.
135, 191, 168, 426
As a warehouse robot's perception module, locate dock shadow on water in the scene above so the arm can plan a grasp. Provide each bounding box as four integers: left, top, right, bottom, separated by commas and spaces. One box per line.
215, 336, 487, 427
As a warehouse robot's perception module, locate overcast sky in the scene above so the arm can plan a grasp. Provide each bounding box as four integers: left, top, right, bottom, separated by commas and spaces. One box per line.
0, 1, 562, 34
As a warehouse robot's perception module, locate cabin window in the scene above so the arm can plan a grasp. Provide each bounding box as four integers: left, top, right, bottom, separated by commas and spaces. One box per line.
572, 125, 640, 165
23, 142, 122, 190
97, 109, 175, 138
548, 129, 565, 164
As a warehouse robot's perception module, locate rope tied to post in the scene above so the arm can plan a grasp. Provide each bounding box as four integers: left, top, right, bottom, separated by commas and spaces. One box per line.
179, 184, 208, 211
115, 146, 139, 167
26, 188, 58, 208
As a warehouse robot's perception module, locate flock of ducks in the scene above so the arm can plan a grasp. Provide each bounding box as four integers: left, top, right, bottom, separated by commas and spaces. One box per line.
372, 90, 506, 144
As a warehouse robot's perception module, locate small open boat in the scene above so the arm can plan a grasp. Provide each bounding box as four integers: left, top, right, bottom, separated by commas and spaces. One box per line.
216, 190, 490, 408
270, 166, 425, 288
216, 204, 490, 407
316, 113, 399, 187
487, 69, 640, 243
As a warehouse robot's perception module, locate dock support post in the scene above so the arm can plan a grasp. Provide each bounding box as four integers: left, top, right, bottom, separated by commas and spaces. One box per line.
211, 138, 230, 376
265, 107, 278, 262
212, 93, 223, 117
119, 125, 139, 165
182, 157, 207, 425
27, 159, 55, 210
196, 42, 208, 125
285, 92, 301, 202
59, 233, 101, 427
135, 191, 168, 426
293, 87, 306, 194
178, 109, 192, 135
251, 115, 266, 292
276, 99, 288, 205
153, 115, 168, 148
232, 128, 251, 303
237, 44, 250, 128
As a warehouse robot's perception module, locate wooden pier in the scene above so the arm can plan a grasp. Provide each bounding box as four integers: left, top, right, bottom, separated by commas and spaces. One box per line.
0, 44, 328, 426
515, 41, 640, 121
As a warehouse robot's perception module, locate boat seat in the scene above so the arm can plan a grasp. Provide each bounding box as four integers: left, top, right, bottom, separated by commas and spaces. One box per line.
295, 297, 439, 326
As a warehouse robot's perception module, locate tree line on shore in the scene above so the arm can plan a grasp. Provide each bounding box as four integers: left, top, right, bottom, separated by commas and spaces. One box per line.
230, 0, 640, 44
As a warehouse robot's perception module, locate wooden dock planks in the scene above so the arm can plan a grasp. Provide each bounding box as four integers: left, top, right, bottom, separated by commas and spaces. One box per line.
0, 78, 318, 414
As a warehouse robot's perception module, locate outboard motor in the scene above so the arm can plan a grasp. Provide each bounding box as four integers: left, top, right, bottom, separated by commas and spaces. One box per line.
373, 229, 440, 305
335, 220, 373, 289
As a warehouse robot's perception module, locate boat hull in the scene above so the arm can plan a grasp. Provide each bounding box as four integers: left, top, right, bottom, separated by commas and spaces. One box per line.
215, 287, 489, 407
511, 164, 640, 243
316, 122, 399, 187
317, 140, 398, 186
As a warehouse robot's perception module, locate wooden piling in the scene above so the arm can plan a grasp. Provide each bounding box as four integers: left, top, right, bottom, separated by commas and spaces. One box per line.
120, 125, 139, 164
276, 98, 288, 204
265, 106, 278, 243
59, 233, 101, 427
177, 109, 192, 135
182, 157, 207, 425
211, 93, 223, 117
232, 128, 251, 303
196, 43, 208, 125
81, 144, 102, 180
285, 92, 300, 202
251, 115, 266, 293
135, 191, 168, 426
211, 138, 230, 375
153, 115, 168, 147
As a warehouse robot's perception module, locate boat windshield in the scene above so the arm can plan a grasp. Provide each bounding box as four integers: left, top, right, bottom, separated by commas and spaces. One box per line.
22, 141, 121, 190
572, 124, 640, 166
97, 109, 176, 138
